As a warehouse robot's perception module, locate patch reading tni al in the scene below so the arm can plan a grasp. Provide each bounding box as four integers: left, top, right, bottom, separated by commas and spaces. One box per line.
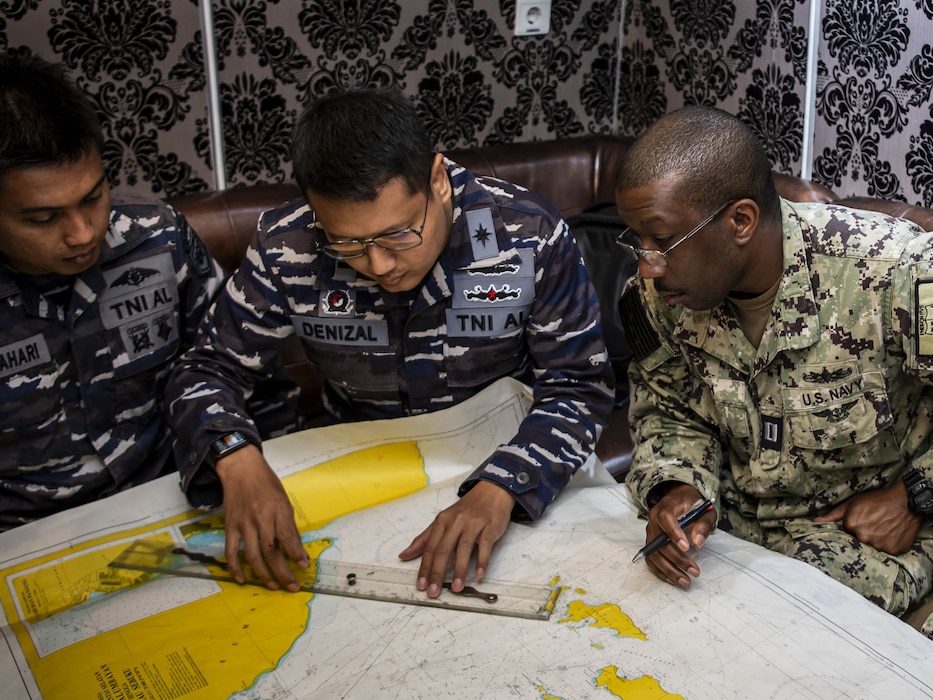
917, 279, 933, 357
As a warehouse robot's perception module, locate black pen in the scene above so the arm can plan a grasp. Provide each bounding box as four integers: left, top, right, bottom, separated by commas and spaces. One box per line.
631, 498, 714, 563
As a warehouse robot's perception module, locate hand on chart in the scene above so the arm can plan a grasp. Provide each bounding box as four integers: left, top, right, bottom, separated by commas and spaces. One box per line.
398, 480, 516, 598
641, 482, 718, 588
215, 445, 309, 591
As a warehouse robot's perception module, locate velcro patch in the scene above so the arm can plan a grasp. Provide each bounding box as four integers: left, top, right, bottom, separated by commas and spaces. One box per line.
618, 286, 660, 362
292, 315, 389, 346
761, 415, 783, 450
916, 279, 933, 357
0, 333, 51, 379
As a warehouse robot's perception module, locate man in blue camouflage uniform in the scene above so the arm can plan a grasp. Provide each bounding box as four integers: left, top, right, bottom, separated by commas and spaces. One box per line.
166, 88, 615, 596
0, 55, 224, 530
616, 106, 933, 634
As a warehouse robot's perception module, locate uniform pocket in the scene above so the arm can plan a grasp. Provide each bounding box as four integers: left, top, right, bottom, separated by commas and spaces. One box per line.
0, 361, 65, 466
445, 331, 524, 389
305, 341, 400, 396
783, 364, 892, 450
709, 377, 751, 438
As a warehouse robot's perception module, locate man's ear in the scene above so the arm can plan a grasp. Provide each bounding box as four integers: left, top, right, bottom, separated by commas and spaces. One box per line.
430, 153, 450, 199
732, 198, 760, 246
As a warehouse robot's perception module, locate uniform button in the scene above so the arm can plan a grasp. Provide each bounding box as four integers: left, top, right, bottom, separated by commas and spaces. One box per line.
516, 471, 530, 485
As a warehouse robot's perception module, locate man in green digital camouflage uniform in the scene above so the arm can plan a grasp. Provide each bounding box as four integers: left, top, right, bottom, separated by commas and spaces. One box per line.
616, 105, 933, 635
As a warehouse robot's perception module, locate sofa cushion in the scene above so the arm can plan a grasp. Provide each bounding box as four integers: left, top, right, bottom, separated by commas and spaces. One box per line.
447, 135, 633, 217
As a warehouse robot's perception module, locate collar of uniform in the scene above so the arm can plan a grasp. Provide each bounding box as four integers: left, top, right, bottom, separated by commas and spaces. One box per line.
95, 196, 161, 267
669, 199, 821, 374
755, 199, 821, 363
0, 272, 19, 301
445, 159, 523, 270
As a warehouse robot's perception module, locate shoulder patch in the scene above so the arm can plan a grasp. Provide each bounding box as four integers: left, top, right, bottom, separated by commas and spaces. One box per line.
182, 223, 213, 278
916, 278, 933, 357
618, 285, 661, 362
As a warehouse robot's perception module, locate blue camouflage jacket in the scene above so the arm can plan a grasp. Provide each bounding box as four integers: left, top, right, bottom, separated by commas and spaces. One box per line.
167, 160, 615, 520
0, 194, 223, 529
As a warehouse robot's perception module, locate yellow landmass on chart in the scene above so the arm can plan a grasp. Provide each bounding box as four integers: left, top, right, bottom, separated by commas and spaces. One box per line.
558, 599, 648, 640
0, 441, 427, 700
595, 666, 684, 699
551, 596, 678, 699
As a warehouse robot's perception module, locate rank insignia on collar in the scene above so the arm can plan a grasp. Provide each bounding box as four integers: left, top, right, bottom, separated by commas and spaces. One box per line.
466, 208, 500, 260
322, 288, 355, 315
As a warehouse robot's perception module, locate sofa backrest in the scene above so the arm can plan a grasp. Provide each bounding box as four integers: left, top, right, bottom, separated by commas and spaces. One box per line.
167, 135, 933, 275
170, 183, 301, 274
446, 135, 632, 217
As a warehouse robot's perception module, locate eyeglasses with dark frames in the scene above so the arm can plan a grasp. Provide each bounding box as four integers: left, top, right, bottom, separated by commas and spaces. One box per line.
615, 199, 739, 269
314, 195, 430, 260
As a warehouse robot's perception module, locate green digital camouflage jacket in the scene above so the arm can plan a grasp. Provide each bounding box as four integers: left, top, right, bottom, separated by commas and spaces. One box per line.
623, 198, 933, 527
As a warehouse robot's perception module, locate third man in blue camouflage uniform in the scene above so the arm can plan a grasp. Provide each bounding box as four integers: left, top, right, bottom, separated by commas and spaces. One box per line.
165, 88, 615, 596
0, 55, 224, 530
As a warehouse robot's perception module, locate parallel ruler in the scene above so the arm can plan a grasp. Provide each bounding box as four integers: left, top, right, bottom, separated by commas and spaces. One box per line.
109, 538, 561, 621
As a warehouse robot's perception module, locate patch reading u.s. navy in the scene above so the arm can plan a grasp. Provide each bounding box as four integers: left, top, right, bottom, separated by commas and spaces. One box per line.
618, 286, 660, 362
761, 415, 783, 451
292, 315, 389, 346
0, 333, 52, 379
101, 252, 180, 361
320, 288, 355, 316
916, 279, 933, 357
466, 208, 500, 260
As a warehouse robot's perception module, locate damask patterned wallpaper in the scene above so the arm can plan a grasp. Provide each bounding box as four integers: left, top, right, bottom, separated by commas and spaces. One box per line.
5, 0, 623, 196
619, 0, 933, 206
5, 0, 933, 208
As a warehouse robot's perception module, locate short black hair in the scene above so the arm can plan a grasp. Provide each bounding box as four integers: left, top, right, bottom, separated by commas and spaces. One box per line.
616, 106, 781, 223
0, 52, 103, 186
290, 87, 435, 201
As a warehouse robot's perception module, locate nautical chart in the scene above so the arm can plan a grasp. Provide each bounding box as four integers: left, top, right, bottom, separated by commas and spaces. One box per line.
1, 378, 931, 700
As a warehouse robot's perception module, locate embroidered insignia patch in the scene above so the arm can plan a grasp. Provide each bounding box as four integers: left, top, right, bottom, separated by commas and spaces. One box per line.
761, 415, 783, 451
323, 289, 354, 315
111, 267, 160, 287
466, 208, 499, 260
127, 323, 155, 354
467, 261, 520, 276
183, 225, 213, 277
917, 279, 933, 357
463, 284, 522, 303
802, 367, 852, 383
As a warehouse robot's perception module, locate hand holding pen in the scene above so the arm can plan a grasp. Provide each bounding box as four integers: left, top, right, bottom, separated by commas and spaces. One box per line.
633, 497, 714, 562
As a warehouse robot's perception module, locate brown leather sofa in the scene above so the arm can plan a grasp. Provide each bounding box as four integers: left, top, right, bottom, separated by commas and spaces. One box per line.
167, 135, 933, 480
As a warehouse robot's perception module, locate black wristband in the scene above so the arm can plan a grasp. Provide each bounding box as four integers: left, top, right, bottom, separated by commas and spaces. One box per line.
210, 431, 250, 461
903, 468, 933, 516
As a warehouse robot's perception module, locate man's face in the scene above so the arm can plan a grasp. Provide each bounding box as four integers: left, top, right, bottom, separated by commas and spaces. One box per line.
0, 150, 111, 276
616, 177, 743, 311
308, 154, 451, 293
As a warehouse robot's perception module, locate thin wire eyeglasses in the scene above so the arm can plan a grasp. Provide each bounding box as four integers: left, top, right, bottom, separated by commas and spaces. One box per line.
314, 195, 429, 260
614, 199, 739, 269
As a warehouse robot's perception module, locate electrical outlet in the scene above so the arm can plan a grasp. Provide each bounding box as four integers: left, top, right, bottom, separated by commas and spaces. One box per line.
515, 0, 551, 36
